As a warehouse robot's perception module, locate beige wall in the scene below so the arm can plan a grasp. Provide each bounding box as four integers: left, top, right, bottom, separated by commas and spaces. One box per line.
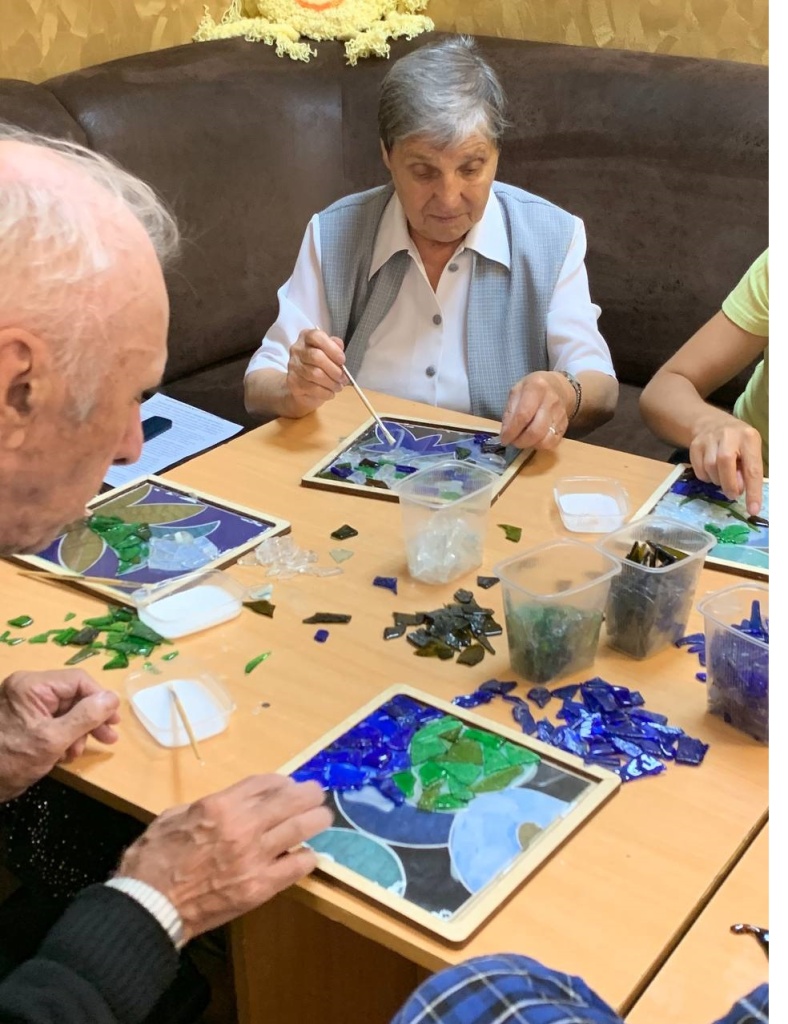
1, 0, 768, 84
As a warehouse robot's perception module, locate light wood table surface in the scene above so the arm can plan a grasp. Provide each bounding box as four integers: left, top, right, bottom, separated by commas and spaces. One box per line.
0, 390, 768, 1023
628, 824, 768, 1024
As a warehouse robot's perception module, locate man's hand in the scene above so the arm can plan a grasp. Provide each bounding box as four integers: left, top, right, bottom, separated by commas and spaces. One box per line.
689, 411, 764, 515
0, 670, 120, 803
117, 774, 333, 942
499, 371, 574, 449
285, 328, 346, 413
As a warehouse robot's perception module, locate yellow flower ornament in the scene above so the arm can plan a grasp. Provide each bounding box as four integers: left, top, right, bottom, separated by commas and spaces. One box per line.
195, 0, 434, 64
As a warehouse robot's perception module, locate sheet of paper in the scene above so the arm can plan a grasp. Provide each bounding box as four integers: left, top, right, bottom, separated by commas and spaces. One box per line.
104, 393, 242, 489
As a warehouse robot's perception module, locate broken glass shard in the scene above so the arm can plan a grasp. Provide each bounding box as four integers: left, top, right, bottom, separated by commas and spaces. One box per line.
330, 524, 358, 540
303, 613, 351, 624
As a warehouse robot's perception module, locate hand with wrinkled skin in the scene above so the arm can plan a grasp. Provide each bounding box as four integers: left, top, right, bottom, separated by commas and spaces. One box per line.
499, 371, 574, 449
117, 774, 332, 943
688, 411, 764, 514
285, 328, 346, 414
0, 669, 120, 803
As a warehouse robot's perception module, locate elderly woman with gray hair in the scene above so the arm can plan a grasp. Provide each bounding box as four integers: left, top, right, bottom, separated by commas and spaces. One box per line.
244, 36, 618, 450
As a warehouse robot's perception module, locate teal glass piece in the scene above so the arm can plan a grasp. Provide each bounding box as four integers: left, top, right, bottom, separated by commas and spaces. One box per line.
7, 615, 33, 628
498, 523, 522, 543
161, 651, 179, 661
392, 770, 416, 798
440, 760, 482, 786
446, 777, 475, 802
463, 727, 504, 750
83, 615, 116, 628
65, 648, 100, 666
245, 651, 271, 674
482, 746, 511, 776
433, 793, 468, 811
103, 651, 129, 670
502, 741, 541, 766
442, 737, 483, 765
413, 716, 463, 742
129, 620, 165, 644
28, 632, 52, 644
64, 612, 77, 621
410, 734, 450, 765
418, 761, 446, 787
472, 765, 524, 793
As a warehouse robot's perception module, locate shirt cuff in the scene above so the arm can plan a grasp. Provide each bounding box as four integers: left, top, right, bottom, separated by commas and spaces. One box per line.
105, 877, 185, 950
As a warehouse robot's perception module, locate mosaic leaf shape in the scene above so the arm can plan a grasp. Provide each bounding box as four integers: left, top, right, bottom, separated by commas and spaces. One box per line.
59, 525, 105, 575
97, 483, 153, 516
105, 502, 206, 525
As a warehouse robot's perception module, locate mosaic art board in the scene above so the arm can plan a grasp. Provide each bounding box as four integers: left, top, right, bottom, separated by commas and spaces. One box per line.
633, 465, 769, 579
280, 685, 619, 942
301, 415, 532, 504
14, 475, 290, 603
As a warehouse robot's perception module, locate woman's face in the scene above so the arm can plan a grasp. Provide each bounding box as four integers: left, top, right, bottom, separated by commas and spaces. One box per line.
382, 132, 499, 248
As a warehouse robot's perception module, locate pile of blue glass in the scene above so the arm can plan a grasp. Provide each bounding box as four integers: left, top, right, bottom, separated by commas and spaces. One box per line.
454, 677, 709, 782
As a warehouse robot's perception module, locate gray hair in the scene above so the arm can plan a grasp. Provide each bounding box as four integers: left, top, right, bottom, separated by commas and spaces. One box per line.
379, 36, 508, 152
0, 124, 178, 416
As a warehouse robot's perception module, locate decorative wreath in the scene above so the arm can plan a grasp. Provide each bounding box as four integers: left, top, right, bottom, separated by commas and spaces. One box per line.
195, 0, 434, 64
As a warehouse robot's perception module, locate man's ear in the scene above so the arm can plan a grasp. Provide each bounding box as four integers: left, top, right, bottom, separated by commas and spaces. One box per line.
0, 328, 52, 450
380, 139, 391, 172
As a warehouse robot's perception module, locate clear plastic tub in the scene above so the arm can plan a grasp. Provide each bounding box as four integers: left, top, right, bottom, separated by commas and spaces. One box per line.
494, 539, 621, 684
397, 461, 496, 584
553, 476, 629, 533
133, 570, 245, 639
126, 656, 235, 748
697, 584, 769, 743
597, 515, 714, 659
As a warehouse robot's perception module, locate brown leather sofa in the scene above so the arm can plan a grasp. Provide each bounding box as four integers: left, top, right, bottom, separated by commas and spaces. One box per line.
0, 34, 768, 459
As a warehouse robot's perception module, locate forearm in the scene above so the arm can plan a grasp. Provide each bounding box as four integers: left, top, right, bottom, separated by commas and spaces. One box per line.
244, 367, 318, 420
566, 371, 618, 434
640, 371, 735, 448
0, 886, 178, 1024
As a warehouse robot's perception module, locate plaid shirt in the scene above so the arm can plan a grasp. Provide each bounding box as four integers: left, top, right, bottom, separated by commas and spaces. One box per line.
391, 955, 769, 1024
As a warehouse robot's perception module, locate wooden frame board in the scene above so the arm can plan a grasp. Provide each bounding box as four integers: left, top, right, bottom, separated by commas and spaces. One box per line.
632, 465, 769, 580
12, 474, 290, 604
279, 684, 619, 943
301, 414, 532, 504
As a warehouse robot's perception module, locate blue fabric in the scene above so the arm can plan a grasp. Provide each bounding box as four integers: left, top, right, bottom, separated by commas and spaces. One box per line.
391, 955, 769, 1024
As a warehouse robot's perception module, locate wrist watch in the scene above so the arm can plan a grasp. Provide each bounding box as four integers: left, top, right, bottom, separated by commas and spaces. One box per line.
557, 370, 582, 421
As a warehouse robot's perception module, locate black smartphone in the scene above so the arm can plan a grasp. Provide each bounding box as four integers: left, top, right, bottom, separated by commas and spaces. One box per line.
142, 415, 173, 442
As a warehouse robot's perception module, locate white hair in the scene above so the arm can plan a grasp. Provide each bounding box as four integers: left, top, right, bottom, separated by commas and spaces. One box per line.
0, 124, 178, 417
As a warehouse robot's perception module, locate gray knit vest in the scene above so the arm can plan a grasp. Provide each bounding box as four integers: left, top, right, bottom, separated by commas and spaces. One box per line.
318, 182, 575, 420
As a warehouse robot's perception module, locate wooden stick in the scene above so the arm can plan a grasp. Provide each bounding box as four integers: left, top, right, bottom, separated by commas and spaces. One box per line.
168, 684, 204, 764
17, 569, 144, 590
341, 366, 397, 446
311, 323, 396, 446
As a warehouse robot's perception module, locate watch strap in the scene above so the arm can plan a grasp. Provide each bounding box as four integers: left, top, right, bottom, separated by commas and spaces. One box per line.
558, 370, 582, 421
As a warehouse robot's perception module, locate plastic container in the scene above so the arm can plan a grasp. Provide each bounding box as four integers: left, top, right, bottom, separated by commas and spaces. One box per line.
494, 539, 621, 684
697, 584, 769, 743
126, 656, 235, 747
397, 461, 496, 584
597, 515, 715, 659
553, 476, 629, 533
134, 570, 245, 640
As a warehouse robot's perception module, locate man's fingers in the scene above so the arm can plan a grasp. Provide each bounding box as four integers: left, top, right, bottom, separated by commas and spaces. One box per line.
46, 690, 120, 752
260, 804, 334, 861
265, 845, 321, 892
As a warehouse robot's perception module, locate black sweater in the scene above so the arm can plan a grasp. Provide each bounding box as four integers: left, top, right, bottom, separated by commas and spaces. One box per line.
0, 885, 178, 1023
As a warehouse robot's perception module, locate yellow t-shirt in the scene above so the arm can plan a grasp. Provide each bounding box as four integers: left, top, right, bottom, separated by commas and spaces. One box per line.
722, 249, 769, 474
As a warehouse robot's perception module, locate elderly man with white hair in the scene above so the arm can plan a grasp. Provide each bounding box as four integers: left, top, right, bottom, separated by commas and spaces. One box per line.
0, 126, 331, 1024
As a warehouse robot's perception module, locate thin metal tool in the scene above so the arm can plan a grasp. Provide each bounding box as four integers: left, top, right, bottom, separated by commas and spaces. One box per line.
731, 923, 769, 958
168, 684, 204, 764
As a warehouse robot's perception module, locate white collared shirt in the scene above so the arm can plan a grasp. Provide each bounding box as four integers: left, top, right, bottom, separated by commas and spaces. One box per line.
246, 191, 615, 414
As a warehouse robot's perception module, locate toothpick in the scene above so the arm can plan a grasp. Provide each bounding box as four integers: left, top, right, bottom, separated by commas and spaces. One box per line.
168, 684, 204, 764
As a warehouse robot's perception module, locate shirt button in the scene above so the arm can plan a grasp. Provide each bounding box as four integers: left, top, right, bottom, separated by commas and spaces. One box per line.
447, 263, 459, 272
432, 314, 442, 325
425, 365, 437, 378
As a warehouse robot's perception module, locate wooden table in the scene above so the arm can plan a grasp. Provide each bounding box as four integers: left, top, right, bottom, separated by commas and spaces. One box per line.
0, 390, 768, 1023
628, 824, 768, 1024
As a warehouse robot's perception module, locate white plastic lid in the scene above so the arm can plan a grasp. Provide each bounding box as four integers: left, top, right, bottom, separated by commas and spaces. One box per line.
136, 571, 244, 639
